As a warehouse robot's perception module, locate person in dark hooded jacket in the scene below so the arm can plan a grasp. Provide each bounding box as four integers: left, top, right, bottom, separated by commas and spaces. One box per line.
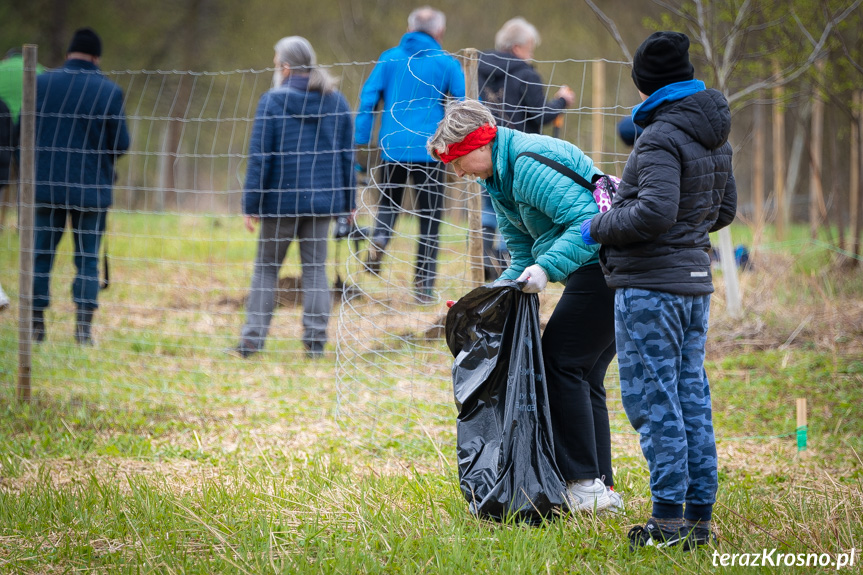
477, 17, 574, 134
582, 31, 736, 550
476, 18, 575, 280
231, 36, 355, 360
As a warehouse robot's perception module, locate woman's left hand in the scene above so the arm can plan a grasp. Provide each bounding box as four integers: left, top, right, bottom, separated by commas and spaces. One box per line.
517, 264, 548, 293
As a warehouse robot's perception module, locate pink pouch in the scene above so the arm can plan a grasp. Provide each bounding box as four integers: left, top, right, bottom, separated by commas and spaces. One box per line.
592, 175, 620, 213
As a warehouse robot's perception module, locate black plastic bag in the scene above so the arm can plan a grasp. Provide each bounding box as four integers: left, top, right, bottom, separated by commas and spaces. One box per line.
445, 281, 566, 523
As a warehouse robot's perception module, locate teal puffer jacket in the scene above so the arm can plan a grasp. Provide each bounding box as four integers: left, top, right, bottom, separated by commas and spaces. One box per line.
484, 127, 601, 283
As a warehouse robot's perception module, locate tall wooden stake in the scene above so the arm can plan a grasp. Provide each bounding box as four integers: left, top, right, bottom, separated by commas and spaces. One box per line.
850, 91, 861, 259
772, 61, 786, 241
463, 48, 484, 287
753, 93, 765, 241
809, 61, 826, 240
592, 60, 605, 169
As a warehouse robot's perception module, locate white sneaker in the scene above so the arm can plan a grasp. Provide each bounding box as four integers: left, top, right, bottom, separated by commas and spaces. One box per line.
565, 478, 612, 512
605, 487, 625, 514
0, 284, 9, 311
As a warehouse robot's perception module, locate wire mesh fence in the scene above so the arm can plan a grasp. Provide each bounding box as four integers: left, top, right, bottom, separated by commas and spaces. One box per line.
1, 49, 638, 445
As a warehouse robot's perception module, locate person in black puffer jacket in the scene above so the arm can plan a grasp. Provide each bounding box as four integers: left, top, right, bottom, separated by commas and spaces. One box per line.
581, 31, 736, 551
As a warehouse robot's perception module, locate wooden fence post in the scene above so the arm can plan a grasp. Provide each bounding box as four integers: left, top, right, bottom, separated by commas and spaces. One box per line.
18, 45, 37, 403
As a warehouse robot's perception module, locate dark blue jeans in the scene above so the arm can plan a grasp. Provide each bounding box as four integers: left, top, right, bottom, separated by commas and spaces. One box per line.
370, 162, 445, 291
33, 206, 106, 311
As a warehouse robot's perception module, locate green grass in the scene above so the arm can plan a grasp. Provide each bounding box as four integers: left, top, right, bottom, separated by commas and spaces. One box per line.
1, 216, 862, 573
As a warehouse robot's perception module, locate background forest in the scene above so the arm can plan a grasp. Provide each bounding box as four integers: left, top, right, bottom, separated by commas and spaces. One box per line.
3, 0, 862, 254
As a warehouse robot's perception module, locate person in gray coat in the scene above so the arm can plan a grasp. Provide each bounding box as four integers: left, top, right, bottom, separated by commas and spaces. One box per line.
582, 31, 736, 550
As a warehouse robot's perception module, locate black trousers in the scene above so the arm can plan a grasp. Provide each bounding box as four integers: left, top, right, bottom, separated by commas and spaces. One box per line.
541, 263, 616, 486
370, 162, 445, 291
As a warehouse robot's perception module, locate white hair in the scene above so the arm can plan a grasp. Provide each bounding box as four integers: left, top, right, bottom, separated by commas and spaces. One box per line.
427, 100, 496, 160
494, 17, 540, 52
273, 36, 337, 93
408, 6, 446, 37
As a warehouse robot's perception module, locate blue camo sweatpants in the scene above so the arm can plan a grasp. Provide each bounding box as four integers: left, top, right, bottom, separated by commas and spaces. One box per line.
615, 288, 718, 520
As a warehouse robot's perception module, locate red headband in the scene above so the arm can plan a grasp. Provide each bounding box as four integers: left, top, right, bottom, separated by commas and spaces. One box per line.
438, 124, 497, 164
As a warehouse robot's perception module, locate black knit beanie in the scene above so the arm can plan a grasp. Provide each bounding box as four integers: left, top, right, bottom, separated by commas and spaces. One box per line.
631, 31, 694, 96
68, 28, 102, 58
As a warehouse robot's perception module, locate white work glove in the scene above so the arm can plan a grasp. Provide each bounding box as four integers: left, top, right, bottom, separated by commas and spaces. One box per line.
516, 264, 548, 293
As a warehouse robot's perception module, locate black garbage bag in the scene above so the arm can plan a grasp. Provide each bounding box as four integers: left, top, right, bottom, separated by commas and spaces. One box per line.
445, 280, 566, 523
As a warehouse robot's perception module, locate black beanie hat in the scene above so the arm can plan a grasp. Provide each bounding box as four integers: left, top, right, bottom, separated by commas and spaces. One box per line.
631, 31, 694, 96
68, 28, 102, 57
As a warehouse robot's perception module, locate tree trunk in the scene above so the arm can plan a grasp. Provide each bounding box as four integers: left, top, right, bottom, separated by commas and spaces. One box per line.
785, 103, 811, 227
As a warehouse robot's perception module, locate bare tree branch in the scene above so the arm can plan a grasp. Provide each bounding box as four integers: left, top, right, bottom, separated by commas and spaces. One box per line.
729, 0, 863, 103
651, 0, 697, 24
717, 0, 753, 87
582, 0, 633, 61
836, 31, 863, 76
791, 11, 818, 46
693, 0, 722, 89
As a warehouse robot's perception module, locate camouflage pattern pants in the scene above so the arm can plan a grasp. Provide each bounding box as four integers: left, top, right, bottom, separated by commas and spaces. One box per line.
615, 288, 718, 512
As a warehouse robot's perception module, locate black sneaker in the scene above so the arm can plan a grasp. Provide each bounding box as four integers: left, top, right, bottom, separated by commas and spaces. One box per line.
304, 341, 325, 359
681, 524, 717, 551
32, 310, 46, 343
628, 518, 683, 550
414, 288, 435, 305
226, 342, 258, 358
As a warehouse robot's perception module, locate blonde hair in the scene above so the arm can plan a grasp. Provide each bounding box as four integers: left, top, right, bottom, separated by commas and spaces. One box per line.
427, 99, 496, 160
274, 36, 337, 93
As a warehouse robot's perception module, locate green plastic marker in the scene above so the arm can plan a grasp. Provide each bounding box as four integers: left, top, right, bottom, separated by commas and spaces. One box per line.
796, 398, 807, 452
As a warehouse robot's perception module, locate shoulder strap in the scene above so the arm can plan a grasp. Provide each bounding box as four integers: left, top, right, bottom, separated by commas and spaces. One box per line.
515, 151, 594, 190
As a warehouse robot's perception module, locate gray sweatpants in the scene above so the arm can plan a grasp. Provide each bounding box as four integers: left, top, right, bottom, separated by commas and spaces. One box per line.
240, 216, 331, 351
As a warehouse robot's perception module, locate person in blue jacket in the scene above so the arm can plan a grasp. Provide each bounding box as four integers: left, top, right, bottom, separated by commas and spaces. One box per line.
231, 36, 355, 359
355, 6, 465, 303
33, 28, 130, 345
428, 99, 621, 514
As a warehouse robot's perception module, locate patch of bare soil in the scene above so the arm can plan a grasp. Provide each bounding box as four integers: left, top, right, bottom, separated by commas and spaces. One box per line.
706, 251, 863, 355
